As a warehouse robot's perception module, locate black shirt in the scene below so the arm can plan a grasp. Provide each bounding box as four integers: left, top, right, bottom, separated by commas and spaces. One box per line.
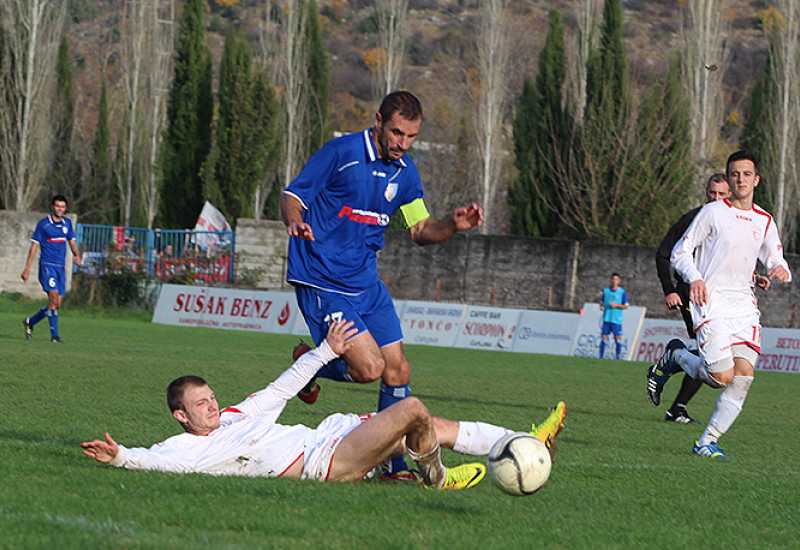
655, 206, 701, 296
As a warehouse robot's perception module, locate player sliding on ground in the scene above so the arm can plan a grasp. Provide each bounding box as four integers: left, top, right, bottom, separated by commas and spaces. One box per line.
647, 150, 792, 459
82, 321, 566, 489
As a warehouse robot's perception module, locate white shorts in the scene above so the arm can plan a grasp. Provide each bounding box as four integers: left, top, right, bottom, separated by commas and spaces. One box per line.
301, 413, 373, 482
695, 314, 761, 372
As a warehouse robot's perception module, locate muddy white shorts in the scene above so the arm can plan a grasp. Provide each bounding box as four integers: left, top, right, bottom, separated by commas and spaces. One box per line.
696, 314, 761, 371
300, 413, 373, 482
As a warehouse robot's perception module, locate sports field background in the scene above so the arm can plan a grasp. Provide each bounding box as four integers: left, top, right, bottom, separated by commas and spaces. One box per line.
2, 295, 798, 549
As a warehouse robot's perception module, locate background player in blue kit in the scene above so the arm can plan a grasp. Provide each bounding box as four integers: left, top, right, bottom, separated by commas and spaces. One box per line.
281, 91, 483, 479
20, 195, 81, 343
599, 273, 628, 360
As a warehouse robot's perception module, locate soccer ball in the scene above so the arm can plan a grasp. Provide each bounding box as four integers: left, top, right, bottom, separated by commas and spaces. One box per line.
488, 432, 552, 496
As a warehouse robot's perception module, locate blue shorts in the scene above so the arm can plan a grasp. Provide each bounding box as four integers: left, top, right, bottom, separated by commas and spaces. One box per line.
601, 321, 622, 337
295, 281, 403, 348
38, 264, 66, 295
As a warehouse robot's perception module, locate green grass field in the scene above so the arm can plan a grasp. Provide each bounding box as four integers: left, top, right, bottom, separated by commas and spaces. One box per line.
2, 296, 799, 549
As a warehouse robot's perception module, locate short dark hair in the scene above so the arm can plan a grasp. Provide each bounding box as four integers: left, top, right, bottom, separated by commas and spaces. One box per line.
167, 375, 208, 412
379, 91, 423, 123
611, 273, 622, 279
51, 194, 68, 206
726, 150, 759, 176
706, 173, 728, 187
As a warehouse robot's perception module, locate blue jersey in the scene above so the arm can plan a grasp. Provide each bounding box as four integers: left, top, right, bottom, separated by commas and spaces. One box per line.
31, 215, 75, 267
601, 287, 628, 324
285, 129, 425, 294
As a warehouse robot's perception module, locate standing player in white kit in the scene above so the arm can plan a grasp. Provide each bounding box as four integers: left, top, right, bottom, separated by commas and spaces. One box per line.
647, 150, 792, 459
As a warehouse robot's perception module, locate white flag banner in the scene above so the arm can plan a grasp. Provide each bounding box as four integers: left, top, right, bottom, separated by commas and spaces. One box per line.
193, 201, 232, 250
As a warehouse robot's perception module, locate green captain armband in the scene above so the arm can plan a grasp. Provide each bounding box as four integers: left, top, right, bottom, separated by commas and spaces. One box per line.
399, 198, 430, 228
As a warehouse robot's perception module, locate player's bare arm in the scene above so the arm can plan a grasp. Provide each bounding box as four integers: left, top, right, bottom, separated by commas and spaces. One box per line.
20, 242, 39, 282
280, 193, 315, 241
69, 239, 81, 267
409, 203, 484, 245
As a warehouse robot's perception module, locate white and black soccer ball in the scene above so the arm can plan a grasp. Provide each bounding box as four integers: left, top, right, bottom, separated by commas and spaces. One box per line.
488, 432, 552, 496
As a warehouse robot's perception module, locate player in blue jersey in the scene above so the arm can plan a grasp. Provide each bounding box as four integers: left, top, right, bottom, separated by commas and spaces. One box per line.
20, 195, 81, 343
599, 273, 628, 360
281, 91, 483, 479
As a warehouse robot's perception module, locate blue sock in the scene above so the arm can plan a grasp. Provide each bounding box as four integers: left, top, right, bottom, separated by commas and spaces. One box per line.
316, 358, 353, 382
47, 309, 59, 339
599, 340, 606, 359
378, 382, 411, 473
29, 307, 48, 326
615, 342, 622, 360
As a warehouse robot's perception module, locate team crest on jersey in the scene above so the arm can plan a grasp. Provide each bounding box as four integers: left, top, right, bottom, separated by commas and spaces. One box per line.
62, 226, 68, 235
384, 183, 398, 202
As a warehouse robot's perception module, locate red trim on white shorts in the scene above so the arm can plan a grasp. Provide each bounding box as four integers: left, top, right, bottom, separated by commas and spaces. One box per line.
324, 448, 337, 481
731, 341, 761, 353
278, 452, 304, 477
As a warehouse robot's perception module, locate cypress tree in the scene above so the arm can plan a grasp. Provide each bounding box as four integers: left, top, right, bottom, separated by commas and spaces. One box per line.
624, 55, 695, 245
741, 50, 776, 213
159, 0, 213, 228
305, 0, 330, 153
202, 31, 279, 223
510, 10, 567, 238
49, 37, 82, 203
90, 80, 113, 223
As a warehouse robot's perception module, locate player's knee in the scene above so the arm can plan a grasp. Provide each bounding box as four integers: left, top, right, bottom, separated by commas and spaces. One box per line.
403, 397, 430, 422
712, 370, 734, 386
350, 355, 385, 383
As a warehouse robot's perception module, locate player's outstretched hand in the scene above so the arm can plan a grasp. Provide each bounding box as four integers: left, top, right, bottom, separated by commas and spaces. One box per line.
768, 266, 790, 284
756, 274, 771, 291
452, 203, 484, 231
287, 221, 315, 241
325, 320, 358, 356
80, 432, 119, 464
689, 279, 708, 306
664, 292, 683, 309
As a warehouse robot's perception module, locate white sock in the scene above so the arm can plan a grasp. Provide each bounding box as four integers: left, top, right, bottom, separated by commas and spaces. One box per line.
674, 349, 724, 388
698, 375, 754, 446
453, 421, 513, 456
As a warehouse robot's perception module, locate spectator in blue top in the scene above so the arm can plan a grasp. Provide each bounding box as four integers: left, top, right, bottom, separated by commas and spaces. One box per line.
599, 273, 628, 360
281, 91, 483, 479
20, 195, 81, 343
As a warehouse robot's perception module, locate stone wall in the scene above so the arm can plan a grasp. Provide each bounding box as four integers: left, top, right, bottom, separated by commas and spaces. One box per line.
0, 210, 77, 298
233, 221, 800, 328
235, 219, 290, 289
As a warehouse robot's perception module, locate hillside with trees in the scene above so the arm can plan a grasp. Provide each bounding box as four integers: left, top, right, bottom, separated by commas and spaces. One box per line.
1, 0, 798, 251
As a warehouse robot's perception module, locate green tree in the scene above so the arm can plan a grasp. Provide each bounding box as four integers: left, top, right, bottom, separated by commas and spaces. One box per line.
88, 80, 113, 223
48, 37, 82, 205
510, 10, 567, 238
159, 0, 213, 228
202, 31, 280, 223
741, 49, 776, 214
304, 0, 330, 154
622, 55, 695, 245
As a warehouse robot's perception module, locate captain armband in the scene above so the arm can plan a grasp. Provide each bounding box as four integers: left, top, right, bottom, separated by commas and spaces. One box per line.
399, 198, 430, 229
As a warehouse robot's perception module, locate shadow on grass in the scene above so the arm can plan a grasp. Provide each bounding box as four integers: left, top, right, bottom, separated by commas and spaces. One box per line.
0, 429, 81, 448
336, 384, 543, 411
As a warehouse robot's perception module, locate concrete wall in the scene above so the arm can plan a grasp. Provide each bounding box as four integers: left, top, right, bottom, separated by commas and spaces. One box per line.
233, 222, 800, 328
0, 210, 76, 297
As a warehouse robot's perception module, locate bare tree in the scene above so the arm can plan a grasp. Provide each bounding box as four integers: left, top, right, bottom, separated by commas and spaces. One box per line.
473, 0, 512, 235
119, 0, 149, 225
280, 1, 308, 189
0, 1, 66, 211
570, 0, 601, 124
768, 0, 799, 242
141, 0, 174, 228
374, 0, 409, 98
680, 0, 729, 183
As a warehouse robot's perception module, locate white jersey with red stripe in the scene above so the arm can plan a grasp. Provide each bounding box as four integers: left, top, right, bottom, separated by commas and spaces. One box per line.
671, 199, 791, 324
110, 341, 339, 478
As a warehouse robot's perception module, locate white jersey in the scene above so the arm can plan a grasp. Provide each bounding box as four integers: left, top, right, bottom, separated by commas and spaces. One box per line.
671, 199, 791, 322
110, 341, 339, 478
